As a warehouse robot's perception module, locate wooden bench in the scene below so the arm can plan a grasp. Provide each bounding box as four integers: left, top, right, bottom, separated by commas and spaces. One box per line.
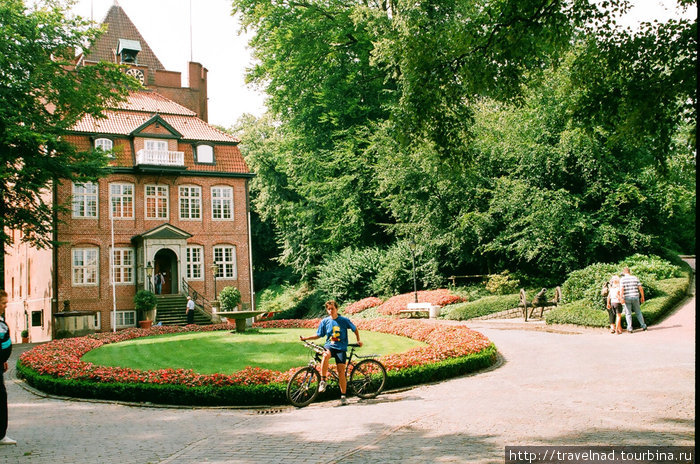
448, 275, 486, 286
399, 302, 439, 319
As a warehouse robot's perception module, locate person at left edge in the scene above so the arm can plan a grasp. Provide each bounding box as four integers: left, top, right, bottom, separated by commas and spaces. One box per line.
0, 290, 17, 445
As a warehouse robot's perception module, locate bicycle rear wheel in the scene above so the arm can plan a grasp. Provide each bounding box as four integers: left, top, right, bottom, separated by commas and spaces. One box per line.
349, 359, 387, 399
287, 366, 321, 407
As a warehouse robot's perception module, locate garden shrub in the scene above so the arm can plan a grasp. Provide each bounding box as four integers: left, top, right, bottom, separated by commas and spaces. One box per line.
315, 247, 383, 302
561, 262, 620, 308
442, 294, 520, 321
484, 271, 520, 295
620, 254, 685, 280
546, 276, 689, 328
219, 286, 242, 311
370, 242, 443, 298
561, 254, 681, 310
268, 285, 325, 320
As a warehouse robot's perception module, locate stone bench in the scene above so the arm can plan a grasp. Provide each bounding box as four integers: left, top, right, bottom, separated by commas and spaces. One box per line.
399, 302, 440, 319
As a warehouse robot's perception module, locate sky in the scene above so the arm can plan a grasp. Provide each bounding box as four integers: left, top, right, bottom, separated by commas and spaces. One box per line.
70, 0, 696, 129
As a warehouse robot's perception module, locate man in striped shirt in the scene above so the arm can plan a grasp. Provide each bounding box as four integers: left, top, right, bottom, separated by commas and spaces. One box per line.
620, 267, 647, 333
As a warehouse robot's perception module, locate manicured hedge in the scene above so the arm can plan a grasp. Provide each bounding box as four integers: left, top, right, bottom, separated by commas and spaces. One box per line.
441, 293, 521, 320
545, 276, 690, 328
17, 319, 497, 407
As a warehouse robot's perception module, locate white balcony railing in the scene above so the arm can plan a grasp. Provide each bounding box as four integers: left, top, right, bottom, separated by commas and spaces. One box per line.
135, 149, 185, 166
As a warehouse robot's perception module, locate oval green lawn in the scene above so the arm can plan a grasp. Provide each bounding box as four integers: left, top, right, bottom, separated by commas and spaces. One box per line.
81, 328, 425, 374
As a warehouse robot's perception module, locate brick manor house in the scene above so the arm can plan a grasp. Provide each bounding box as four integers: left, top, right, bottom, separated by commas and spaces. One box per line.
1, 4, 254, 342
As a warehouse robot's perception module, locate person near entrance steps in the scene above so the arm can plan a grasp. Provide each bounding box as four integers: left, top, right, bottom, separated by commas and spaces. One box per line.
186, 296, 195, 325
620, 267, 647, 333
300, 300, 361, 405
154, 272, 163, 295
0, 290, 17, 445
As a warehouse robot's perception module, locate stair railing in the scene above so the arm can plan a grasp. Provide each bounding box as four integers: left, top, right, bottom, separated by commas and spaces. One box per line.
181, 279, 215, 320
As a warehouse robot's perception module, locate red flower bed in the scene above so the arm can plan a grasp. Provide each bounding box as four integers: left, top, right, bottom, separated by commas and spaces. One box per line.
19, 319, 492, 388
377, 289, 465, 316
344, 297, 383, 315
255, 318, 492, 372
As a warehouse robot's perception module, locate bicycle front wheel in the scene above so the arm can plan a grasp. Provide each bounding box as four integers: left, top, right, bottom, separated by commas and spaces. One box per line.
287, 367, 321, 408
349, 359, 387, 399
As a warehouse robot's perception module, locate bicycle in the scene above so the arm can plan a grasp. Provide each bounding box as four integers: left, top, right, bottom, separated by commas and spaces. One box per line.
286, 339, 388, 408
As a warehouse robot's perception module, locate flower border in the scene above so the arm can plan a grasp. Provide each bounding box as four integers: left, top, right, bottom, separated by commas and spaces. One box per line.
18, 319, 495, 404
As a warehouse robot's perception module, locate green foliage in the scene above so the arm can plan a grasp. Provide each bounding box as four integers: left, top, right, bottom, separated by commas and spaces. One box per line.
219, 286, 242, 311
0, 0, 139, 248
621, 254, 685, 280
256, 281, 326, 320
264, 284, 326, 320
234, 0, 695, 284
21, 329, 29, 338
561, 254, 683, 310
561, 262, 621, 308
547, 276, 689, 328
315, 247, 383, 302
442, 294, 521, 321
314, 243, 443, 303
544, 300, 609, 327
484, 271, 520, 295
371, 242, 443, 298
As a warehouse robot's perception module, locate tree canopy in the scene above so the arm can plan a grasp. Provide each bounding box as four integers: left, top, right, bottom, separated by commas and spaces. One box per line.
0, 0, 138, 247
233, 0, 695, 285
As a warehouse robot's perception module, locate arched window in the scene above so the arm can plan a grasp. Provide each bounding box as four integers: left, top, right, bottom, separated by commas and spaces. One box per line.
95, 138, 114, 156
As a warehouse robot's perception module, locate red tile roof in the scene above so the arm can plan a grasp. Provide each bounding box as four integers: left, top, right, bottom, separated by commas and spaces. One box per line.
116, 91, 196, 116
69, 91, 248, 174
71, 91, 239, 144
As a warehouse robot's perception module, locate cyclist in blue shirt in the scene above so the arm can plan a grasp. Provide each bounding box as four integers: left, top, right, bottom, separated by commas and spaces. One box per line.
300, 300, 361, 405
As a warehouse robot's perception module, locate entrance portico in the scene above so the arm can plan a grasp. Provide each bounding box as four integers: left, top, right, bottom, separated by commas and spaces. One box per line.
132, 223, 192, 294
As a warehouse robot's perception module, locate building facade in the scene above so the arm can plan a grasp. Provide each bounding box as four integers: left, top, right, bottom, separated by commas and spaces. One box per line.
2, 4, 253, 342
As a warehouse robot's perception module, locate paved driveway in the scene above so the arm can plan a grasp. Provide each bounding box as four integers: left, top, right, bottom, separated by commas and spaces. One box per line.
1, 270, 694, 463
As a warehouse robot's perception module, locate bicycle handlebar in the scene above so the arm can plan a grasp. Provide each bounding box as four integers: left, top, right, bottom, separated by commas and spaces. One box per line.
300, 339, 363, 351
300, 339, 325, 354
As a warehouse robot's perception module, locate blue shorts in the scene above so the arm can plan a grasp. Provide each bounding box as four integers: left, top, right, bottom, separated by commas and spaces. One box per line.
326, 347, 347, 364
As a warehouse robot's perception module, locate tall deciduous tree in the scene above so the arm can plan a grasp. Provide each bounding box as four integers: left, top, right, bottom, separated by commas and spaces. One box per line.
233, 0, 695, 283
0, 0, 138, 247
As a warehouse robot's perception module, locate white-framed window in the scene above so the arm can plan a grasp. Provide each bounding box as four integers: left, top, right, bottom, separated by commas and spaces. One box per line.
145, 184, 169, 219
214, 245, 237, 279
145, 139, 169, 152
115, 310, 136, 328
186, 246, 203, 280
111, 248, 134, 284
72, 182, 98, 218
95, 138, 114, 156
110, 183, 134, 219
179, 186, 202, 220
211, 186, 233, 220
196, 145, 214, 164
72, 248, 99, 286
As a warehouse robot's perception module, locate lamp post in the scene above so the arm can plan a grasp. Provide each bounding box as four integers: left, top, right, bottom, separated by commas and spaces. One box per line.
145, 261, 154, 292
409, 239, 418, 303
211, 262, 219, 301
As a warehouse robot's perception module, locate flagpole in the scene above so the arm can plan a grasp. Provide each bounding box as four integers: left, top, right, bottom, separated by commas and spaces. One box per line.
110, 205, 117, 332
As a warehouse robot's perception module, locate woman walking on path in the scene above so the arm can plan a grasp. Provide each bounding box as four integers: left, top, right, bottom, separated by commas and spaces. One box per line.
606, 275, 624, 334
